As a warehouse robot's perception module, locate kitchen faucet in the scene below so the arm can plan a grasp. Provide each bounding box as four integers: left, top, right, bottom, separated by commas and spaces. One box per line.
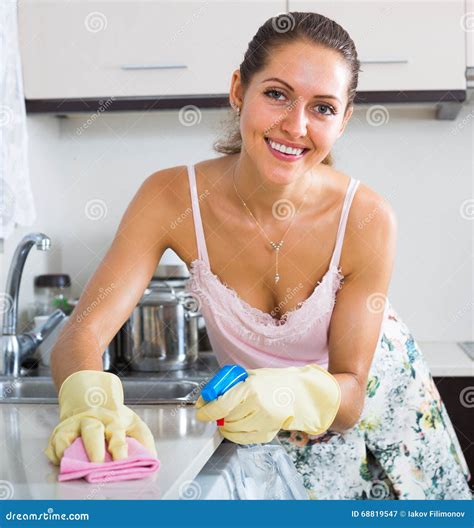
1, 232, 66, 377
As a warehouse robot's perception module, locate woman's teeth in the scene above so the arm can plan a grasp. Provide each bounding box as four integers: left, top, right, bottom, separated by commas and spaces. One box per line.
266, 138, 305, 156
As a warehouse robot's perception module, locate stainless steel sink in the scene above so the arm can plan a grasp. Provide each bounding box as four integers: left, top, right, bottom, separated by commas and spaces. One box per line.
0, 376, 201, 404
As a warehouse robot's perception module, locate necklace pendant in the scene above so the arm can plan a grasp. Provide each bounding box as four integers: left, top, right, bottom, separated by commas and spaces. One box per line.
270, 240, 283, 251
274, 273, 280, 284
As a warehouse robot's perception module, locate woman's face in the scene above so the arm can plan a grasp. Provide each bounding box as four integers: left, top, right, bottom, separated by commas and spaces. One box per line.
231, 40, 354, 184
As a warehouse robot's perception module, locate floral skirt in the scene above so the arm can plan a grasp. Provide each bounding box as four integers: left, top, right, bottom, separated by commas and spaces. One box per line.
276, 301, 472, 500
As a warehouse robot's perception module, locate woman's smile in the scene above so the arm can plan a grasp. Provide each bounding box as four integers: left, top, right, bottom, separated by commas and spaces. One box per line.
264, 136, 311, 162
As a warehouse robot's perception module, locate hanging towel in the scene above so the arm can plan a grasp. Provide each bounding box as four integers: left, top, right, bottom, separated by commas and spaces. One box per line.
0, 0, 36, 239
58, 437, 160, 483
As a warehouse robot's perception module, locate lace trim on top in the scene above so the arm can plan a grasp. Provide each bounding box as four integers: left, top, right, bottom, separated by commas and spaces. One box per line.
184, 258, 344, 344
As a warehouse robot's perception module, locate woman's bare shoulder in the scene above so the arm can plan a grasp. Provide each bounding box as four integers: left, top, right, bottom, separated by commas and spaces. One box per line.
144, 165, 188, 191
329, 166, 397, 276
140, 164, 195, 211
327, 166, 396, 224
150, 158, 226, 196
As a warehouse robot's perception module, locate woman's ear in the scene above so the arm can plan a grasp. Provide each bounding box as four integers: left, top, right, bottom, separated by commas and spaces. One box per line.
229, 68, 244, 109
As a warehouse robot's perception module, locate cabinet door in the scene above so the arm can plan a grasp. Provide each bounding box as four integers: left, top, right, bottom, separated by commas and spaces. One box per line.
433, 377, 473, 489
19, 0, 285, 99
466, 0, 473, 88
289, 1, 466, 91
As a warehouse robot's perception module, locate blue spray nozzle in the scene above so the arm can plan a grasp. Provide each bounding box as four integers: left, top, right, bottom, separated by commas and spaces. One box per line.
200, 364, 248, 402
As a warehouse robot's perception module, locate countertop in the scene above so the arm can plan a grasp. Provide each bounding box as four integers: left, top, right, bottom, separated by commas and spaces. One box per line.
0, 344, 471, 501
0, 352, 224, 500
0, 403, 223, 500
419, 341, 473, 377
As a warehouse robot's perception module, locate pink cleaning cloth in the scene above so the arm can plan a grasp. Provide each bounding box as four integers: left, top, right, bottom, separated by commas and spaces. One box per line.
58, 437, 160, 483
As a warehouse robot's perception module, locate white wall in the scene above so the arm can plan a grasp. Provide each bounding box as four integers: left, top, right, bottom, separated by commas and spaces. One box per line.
1, 97, 473, 342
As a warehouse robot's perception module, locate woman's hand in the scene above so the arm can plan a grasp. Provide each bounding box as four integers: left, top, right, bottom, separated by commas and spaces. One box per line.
194, 364, 341, 444
44, 370, 157, 465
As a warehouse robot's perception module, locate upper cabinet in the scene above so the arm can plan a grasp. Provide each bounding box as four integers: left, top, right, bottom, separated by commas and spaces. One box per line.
290, 0, 466, 92
466, 0, 474, 87
19, 0, 467, 114
19, 0, 285, 99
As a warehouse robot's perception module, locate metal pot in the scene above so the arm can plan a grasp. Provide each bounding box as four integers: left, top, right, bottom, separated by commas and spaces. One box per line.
120, 279, 201, 372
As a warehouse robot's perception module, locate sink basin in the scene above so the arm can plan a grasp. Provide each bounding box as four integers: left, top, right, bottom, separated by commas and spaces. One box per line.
0, 376, 201, 404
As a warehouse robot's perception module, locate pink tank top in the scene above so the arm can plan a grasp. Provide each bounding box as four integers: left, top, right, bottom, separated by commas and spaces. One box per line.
184, 163, 361, 370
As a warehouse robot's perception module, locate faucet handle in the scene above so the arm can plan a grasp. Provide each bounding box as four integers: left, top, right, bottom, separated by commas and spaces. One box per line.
16, 309, 67, 365
36, 310, 66, 341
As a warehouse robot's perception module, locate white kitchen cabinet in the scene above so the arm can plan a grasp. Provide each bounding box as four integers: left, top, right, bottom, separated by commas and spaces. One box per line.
289, 0, 466, 92
466, 0, 474, 87
19, 0, 285, 99
466, 0, 474, 68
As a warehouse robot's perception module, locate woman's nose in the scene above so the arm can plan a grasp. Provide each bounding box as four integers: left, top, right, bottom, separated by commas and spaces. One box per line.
279, 101, 308, 138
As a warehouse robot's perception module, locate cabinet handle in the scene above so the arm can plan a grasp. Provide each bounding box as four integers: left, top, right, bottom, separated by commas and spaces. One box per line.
120, 63, 188, 70
466, 66, 474, 89
360, 58, 409, 65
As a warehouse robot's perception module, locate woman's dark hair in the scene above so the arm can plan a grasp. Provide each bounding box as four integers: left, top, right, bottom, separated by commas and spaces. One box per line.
213, 11, 360, 166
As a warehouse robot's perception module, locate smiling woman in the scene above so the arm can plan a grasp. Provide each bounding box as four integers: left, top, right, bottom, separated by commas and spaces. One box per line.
44, 10, 471, 501
186, 11, 472, 500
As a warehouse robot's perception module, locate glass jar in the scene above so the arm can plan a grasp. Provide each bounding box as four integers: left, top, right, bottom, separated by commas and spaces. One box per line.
33, 274, 72, 316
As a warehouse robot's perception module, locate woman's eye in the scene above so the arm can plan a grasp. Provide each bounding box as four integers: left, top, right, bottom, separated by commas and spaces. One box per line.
264, 89, 287, 101
265, 90, 336, 116
315, 104, 336, 116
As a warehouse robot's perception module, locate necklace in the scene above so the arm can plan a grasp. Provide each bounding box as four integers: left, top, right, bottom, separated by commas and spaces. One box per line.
231, 161, 313, 284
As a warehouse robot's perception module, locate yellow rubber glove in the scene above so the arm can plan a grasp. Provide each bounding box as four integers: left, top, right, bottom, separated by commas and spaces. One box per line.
195, 364, 341, 444
44, 370, 157, 465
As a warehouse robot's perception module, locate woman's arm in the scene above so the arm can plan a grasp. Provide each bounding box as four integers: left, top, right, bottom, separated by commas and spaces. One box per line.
327, 193, 398, 433
50, 167, 177, 390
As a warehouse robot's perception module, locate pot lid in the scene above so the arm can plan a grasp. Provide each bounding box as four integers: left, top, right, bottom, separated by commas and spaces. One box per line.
138, 280, 191, 306
153, 263, 190, 280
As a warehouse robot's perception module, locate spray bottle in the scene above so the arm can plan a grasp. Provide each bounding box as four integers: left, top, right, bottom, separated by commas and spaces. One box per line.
200, 364, 309, 500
